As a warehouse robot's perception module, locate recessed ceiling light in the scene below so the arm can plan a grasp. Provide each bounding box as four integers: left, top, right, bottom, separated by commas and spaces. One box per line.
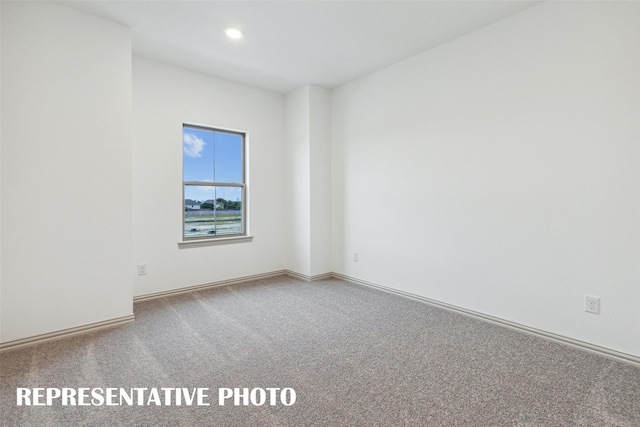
224, 27, 243, 40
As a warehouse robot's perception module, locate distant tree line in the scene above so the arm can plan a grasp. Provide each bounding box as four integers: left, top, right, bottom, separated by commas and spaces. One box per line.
201, 198, 241, 210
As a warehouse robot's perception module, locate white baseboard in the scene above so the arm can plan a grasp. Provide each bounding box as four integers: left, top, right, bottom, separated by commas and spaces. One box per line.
5, 271, 637, 368
133, 270, 288, 302
332, 272, 640, 368
0, 314, 135, 353
284, 270, 333, 282
1, 271, 289, 351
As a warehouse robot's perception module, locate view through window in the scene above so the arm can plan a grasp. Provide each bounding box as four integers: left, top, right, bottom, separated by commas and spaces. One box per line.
183, 124, 245, 239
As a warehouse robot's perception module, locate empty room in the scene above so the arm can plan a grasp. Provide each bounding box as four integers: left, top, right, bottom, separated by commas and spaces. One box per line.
1, 1, 639, 425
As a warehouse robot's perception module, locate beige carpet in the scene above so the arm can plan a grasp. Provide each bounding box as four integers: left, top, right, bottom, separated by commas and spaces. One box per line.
1, 275, 639, 426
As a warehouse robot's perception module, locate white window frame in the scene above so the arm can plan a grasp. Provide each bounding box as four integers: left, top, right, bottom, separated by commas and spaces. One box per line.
179, 124, 252, 248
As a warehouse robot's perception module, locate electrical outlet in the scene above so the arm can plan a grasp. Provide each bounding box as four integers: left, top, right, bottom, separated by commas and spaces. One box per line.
585, 295, 599, 314
138, 264, 147, 276
353, 252, 359, 262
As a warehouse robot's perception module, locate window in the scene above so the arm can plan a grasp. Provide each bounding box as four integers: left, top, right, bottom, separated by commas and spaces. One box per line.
182, 124, 246, 241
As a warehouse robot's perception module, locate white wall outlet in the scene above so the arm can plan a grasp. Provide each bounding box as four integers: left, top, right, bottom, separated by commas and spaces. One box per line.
585, 295, 599, 314
138, 263, 147, 276
353, 252, 359, 262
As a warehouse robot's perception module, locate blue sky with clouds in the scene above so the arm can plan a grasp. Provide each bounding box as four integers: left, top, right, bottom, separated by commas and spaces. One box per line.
183, 127, 243, 202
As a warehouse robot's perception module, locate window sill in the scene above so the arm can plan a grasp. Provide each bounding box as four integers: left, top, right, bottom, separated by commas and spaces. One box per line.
178, 235, 253, 248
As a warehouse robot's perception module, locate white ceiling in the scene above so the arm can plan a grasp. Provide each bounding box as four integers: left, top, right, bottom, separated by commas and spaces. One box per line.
60, 1, 541, 94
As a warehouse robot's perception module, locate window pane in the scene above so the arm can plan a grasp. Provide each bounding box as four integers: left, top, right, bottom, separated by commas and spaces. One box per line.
183, 127, 214, 182
214, 132, 243, 183
184, 185, 243, 238
213, 186, 243, 236
184, 185, 214, 238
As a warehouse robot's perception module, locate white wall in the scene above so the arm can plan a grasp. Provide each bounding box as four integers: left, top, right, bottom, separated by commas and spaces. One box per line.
285, 87, 312, 276
309, 86, 332, 277
331, 2, 640, 357
285, 85, 331, 278
2, 1, 637, 360
132, 57, 286, 297
0, 2, 3, 321
1, 2, 133, 342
